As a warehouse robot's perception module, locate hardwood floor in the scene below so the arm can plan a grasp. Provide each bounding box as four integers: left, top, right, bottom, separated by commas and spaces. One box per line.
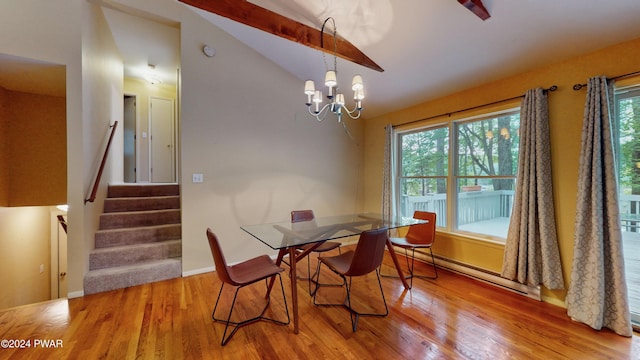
1, 249, 639, 359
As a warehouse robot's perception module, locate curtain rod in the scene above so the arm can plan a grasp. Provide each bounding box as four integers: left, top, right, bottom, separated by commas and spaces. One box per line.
572, 70, 640, 90
392, 85, 557, 128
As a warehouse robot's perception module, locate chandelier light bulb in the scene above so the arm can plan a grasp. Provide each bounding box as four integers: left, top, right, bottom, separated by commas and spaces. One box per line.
351, 75, 363, 91
313, 90, 323, 113
304, 80, 316, 105
325, 70, 337, 87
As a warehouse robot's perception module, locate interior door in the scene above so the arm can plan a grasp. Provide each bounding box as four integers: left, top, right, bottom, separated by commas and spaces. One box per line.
50, 212, 67, 299
124, 95, 136, 182
150, 97, 175, 183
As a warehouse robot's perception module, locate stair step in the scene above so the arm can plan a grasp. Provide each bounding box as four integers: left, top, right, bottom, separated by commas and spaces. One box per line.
104, 195, 180, 213
89, 240, 182, 270
95, 224, 181, 248
84, 258, 182, 295
107, 184, 179, 198
99, 209, 181, 230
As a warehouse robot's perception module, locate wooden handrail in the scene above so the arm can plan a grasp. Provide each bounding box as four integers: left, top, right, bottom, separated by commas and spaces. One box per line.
57, 215, 68, 233
85, 121, 118, 204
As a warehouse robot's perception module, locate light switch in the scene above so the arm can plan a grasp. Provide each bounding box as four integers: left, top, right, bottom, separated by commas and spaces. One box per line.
192, 173, 204, 183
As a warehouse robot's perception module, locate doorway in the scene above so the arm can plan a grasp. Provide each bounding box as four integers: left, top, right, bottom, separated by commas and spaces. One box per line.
124, 95, 136, 183
50, 210, 68, 299
150, 96, 176, 183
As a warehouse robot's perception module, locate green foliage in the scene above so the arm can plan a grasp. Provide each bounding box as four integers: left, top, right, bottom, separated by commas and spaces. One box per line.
617, 91, 640, 195
399, 111, 520, 195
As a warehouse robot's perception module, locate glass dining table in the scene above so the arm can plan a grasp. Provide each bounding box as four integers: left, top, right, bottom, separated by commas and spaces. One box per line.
241, 213, 425, 334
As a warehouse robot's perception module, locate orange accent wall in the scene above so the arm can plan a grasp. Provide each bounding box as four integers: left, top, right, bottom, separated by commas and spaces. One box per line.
0, 88, 66, 206
363, 37, 640, 306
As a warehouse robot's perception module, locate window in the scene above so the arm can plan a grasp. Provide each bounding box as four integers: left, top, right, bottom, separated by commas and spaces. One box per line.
396, 109, 520, 241
615, 86, 640, 228
397, 125, 449, 227
454, 112, 519, 238
614, 85, 640, 327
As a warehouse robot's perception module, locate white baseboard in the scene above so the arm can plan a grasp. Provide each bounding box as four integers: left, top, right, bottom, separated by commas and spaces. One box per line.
407, 249, 541, 301
67, 290, 84, 299
182, 266, 215, 277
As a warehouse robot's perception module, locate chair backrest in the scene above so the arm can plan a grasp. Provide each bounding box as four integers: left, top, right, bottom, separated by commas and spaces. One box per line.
206, 228, 234, 285
406, 211, 436, 246
345, 227, 389, 277
291, 210, 315, 223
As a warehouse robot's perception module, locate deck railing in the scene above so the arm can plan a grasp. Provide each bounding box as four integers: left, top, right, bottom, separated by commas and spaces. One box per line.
402, 191, 640, 232
401, 190, 513, 227
620, 194, 640, 232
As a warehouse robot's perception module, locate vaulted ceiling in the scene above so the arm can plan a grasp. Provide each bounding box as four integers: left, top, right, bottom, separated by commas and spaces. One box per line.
188, 0, 640, 118
2, 0, 640, 119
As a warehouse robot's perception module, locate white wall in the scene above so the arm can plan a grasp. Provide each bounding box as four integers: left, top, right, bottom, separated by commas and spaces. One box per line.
178, 9, 364, 272
78, 2, 124, 294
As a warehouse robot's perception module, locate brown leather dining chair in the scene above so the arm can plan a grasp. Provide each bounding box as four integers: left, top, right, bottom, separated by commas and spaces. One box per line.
388, 210, 438, 289
206, 228, 290, 346
313, 227, 389, 332
289, 210, 341, 295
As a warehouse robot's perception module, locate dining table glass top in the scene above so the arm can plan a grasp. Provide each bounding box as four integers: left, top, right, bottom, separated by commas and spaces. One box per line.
241, 213, 424, 250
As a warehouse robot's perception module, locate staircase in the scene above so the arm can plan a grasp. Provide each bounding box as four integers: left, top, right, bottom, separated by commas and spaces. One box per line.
83, 184, 182, 295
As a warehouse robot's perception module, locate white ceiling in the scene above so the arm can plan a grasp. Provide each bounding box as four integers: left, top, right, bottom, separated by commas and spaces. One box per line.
2, 0, 640, 118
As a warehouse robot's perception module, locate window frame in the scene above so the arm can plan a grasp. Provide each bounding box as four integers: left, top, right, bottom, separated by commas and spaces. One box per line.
394, 107, 520, 243
394, 123, 449, 228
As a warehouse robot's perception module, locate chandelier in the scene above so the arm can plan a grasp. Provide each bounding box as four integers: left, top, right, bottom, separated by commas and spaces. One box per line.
304, 18, 364, 132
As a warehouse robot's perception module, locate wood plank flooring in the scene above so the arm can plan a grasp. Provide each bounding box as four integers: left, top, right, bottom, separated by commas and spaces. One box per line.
1, 249, 639, 359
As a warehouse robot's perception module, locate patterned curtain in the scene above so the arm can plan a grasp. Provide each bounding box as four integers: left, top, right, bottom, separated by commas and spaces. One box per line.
382, 124, 395, 228
501, 88, 564, 289
566, 76, 632, 337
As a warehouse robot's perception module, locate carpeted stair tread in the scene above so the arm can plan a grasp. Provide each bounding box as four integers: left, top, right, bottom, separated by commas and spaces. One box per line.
104, 195, 180, 213
89, 240, 182, 270
107, 184, 179, 198
99, 209, 181, 229
95, 224, 181, 248
84, 258, 182, 295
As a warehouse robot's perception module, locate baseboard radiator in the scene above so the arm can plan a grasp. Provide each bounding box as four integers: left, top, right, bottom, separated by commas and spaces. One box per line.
406, 249, 542, 301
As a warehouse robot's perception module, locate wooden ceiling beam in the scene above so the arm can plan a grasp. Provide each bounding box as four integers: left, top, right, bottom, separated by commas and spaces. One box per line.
458, 0, 491, 21
179, 0, 384, 72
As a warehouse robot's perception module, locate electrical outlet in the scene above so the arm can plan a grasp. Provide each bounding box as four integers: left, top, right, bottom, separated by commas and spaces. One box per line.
192, 173, 204, 183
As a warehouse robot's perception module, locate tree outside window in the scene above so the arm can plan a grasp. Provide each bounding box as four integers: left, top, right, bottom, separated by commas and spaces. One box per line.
454, 112, 519, 238
395, 109, 520, 241
616, 87, 640, 232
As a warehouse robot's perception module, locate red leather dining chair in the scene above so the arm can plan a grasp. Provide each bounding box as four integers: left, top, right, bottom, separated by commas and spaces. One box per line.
206, 228, 290, 346
289, 210, 341, 295
388, 211, 438, 289
313, 227, 389, 332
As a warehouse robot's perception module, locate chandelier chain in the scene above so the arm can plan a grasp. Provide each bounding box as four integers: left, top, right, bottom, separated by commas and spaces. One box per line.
321, 17, 338, 74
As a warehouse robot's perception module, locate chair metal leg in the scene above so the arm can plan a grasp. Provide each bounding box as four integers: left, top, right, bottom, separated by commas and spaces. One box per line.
313, 262, 388, 332
409, 248, 438, 281
381, 247, 438, 289
211, 273, 290, 346
306, 247, 342, 296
